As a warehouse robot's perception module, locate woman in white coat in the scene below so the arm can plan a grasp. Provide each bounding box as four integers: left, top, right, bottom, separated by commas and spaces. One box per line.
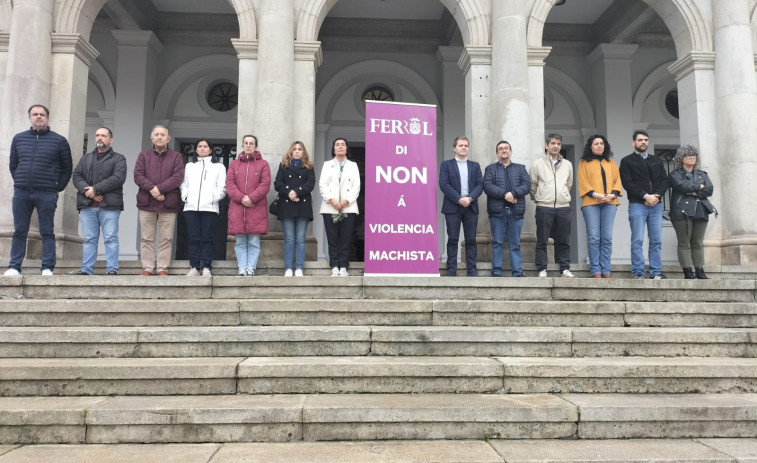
180, 138, 227, 276
319, 138, 360, 276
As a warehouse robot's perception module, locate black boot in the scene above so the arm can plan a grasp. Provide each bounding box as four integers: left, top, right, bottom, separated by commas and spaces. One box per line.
695, 267, 709, 279
682, 268, 696, 279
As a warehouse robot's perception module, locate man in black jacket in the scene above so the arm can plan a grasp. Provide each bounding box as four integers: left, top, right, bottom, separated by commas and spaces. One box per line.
4, 105, 72, 276
72, 127, 127, 275
619, 130, 669, 280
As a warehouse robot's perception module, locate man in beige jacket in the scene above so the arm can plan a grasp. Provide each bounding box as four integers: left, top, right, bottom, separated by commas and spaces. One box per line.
529, 133, 575, 278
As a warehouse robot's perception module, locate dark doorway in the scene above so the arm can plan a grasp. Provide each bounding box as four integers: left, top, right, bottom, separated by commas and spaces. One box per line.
175, 141, 236, 261
348, 145, 366, 262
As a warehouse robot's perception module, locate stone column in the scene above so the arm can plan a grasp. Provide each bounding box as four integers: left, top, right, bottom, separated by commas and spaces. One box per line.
457, 45, 491, 264
111, 30, 163, 260
293, 41, 322, 152
230, 39, 258, 145
314, 123, 329, 261
0, 0, 54, 257
255, 0, 294, 156
668, 53, 721, 264
48, 33, 100, 258
586, 44, 638, 146
713, 0, 757, 265
437, 46, 465, 262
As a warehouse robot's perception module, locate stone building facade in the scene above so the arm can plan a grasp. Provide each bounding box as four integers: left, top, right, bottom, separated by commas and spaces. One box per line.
1, 0, 755, 267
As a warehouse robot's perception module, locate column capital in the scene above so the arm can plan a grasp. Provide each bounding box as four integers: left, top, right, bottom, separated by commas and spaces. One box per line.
668, 52, 716, 81
111, 30, 163, 54
527, 46, 552, 66
0, 33, 9, 52
294, 40, 322, 68
458, 45, 491, 74
587, 43, 639, 66
51, 33, 100, 66
436, 46, 463, 63
231, 39, 259, 59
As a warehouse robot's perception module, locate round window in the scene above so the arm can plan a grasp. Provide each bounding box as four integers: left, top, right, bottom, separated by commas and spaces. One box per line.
362, 86, 394, 103
207, 82, 238, 112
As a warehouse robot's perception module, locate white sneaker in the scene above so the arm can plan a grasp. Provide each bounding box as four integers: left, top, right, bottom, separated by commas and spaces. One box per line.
284, 269, 293, 277
246, 268, 255, 276
237, 270, 246, 276
3, 268, 20, 277
294, 269, 303, 277
41, 269, 53, 276
339, 267, 349, 277
202, 268, 212, 277
561, 269, 575, 278
331, 267, 339, 277
538, 270, 548, 278
186, 268, 200, 277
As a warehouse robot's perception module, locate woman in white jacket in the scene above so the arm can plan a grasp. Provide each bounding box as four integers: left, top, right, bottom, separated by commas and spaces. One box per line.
319, 138, 360, 276
180, 138, 227, 276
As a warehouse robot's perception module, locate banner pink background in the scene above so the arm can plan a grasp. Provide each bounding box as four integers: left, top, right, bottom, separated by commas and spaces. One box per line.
364, 101, 438, 276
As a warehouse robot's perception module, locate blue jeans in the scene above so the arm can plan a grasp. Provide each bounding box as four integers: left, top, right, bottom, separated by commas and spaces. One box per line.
582, 204, 616, 275
489, 208, 523, 276
628, 202, 662, 276
9, 189, 58, 272
234, 234, 260, 272
79, 208, 120, 274
281, 217, 309, 270
184, 211, 218, 270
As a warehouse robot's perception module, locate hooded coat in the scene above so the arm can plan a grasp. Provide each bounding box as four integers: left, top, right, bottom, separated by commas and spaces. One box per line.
226, 151, 270, 235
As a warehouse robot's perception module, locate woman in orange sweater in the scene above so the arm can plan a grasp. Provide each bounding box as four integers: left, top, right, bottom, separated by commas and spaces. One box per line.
578, 135, 622, 278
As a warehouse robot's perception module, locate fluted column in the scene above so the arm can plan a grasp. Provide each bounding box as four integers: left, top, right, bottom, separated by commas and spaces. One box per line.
0, 0, 54, 256
713, 0, 757, 264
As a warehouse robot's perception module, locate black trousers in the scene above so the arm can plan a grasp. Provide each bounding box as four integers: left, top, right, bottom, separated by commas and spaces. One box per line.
444, 206, 478, 276
535, 206, 571, 272
322, 213, 356, 268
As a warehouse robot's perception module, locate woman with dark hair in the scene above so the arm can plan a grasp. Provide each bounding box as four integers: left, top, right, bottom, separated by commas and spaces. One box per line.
669, 145, 716, 279
318, 138, 360, 276
226, 135, 271, 276
180, 138, 226, 276
577, 134, 622, 278
274, 141, 316, 276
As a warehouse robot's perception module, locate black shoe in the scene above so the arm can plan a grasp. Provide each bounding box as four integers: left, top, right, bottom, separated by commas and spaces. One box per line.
491, 273, 502, 277
107, 270, 118, 276
651, 273, 668, 280
695, 268, 709, 279
74, 270, 89, 275
513, 273, 525, 277
633, 274, 646, 280
683, 268, 696, 279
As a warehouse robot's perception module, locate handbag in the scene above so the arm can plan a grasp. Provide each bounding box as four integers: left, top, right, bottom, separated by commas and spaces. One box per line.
268, 198, 279, 215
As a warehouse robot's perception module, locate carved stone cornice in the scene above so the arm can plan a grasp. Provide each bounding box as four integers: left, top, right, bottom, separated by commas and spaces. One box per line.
458, 45, 492, 74
111, 30, 163, 55
668, 52, 716, 81
294, 41, 323, 69
231, 39, 258, 60
527, 46, 552, 66
51, 33, 100, 66
0, 33, 9, 53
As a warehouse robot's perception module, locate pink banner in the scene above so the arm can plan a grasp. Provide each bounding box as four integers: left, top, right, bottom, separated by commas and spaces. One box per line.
364, 101, 438, 276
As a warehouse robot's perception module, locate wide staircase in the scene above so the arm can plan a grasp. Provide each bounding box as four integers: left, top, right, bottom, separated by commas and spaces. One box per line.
0, 264, 756, 462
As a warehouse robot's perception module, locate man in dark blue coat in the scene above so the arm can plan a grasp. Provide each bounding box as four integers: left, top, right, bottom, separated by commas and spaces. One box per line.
439, 136, 483, 277
484, 140, 531, 277
4, 105, 72, 276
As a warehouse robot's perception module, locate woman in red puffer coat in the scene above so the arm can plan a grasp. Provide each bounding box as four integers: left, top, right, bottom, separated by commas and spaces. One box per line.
226, 135, 271, 276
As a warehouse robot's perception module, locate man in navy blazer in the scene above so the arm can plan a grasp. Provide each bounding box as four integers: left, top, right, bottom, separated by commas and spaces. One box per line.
439, 136, 484, 276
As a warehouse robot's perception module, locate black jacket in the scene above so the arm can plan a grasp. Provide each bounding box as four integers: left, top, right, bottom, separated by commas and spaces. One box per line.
10, 127, 72, 192
668, 168, 716, 221
72, 147, 128, 210
273, 162, 316, 220
619, 152, 669, 204
483, 161, 531, 219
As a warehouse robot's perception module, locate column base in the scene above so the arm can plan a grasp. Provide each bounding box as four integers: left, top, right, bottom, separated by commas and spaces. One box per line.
0, 231, 82, 262
721, 244, 757, 266
226, 232, 318, 263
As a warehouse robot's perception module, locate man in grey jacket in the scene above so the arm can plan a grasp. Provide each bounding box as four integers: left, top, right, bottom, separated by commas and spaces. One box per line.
72, 127, 127, 275
529, 133, 575, 278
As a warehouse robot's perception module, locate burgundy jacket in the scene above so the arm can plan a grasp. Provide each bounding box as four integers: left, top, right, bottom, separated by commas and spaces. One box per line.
134, 147, 185, 212
226, 151, 271, 235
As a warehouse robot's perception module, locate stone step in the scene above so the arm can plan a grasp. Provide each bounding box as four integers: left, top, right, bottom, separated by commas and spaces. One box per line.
1, 393, 755, 444
2, 299, 755, 328
3, 356, 755, 396
2, 439, 757, 462
1, 326, 753, 358
2, 275, 754, 302
0, 358, 244, 396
